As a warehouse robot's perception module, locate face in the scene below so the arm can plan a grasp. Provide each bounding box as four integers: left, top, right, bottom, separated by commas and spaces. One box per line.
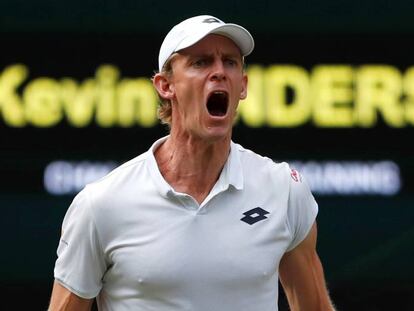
156, 34, 248, 142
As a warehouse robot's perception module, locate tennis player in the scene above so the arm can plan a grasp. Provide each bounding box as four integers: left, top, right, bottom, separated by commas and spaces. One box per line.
49, 15, 336, 311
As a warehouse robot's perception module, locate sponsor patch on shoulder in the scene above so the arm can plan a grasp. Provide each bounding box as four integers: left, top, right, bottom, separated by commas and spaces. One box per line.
290, 169, 302, 182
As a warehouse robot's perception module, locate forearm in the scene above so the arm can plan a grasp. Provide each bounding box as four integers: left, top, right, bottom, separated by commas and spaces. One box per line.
279, 223, 336, 311
49, 281, 93, 311
283, 276, 335, 309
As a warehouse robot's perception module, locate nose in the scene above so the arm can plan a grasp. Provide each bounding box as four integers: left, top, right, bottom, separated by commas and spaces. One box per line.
210, 61, 226, 81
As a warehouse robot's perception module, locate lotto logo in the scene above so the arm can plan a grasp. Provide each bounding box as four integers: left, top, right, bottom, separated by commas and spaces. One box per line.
241, 207, 270, 225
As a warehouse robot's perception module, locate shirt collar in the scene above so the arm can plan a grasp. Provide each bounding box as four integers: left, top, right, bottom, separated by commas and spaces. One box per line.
146, 137, 244, 198
146, 136, 171, 197
225, 141, 244, 190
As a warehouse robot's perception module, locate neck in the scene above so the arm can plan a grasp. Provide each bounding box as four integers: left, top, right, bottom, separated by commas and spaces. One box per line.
154, 132, 231, 204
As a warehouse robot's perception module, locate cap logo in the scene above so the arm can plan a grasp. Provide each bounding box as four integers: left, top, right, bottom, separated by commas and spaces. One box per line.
203, 17, 221, 24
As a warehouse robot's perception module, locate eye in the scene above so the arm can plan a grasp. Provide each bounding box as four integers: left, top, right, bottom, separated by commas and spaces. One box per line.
193, 58, 207, 68
224, 58, 238, 67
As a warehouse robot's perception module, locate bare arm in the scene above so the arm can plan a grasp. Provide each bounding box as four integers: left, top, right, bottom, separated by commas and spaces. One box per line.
279, 222, 336, 311
48, 281, 94, 311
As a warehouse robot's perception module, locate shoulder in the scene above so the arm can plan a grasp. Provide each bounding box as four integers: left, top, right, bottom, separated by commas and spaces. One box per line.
95, 151, 148, 183
87, 151, 148, 192
233, 142, 291, 180
66, 151, 150, 217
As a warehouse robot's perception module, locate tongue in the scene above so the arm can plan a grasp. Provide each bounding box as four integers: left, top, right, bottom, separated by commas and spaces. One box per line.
210, 108, 226, 117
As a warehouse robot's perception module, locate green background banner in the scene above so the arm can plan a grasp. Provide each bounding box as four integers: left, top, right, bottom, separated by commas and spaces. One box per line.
1, 2, 413, 310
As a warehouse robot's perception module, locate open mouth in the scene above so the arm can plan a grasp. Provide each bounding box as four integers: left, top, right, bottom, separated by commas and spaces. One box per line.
207, 91, 228, 117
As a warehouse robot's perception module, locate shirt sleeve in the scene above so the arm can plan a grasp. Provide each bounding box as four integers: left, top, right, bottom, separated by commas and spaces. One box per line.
285, 168, 318, 252
54, 188, 107, 298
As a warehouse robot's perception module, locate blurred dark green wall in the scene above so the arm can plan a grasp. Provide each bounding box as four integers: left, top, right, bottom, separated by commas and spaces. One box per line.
1, 0, 414, 34
1, 2, 414, 310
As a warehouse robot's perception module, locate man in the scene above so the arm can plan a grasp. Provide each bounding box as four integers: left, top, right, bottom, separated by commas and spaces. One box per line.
49, 15, 335, 311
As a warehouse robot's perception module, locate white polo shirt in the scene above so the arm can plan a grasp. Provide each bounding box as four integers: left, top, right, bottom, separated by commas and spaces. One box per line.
54, 137, 318, 311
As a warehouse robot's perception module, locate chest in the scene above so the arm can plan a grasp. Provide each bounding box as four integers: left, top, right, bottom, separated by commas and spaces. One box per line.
100, 189, 291, 293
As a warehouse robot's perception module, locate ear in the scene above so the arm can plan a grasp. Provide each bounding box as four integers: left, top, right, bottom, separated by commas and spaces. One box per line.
153, 73, 175, 100
239, 73, 248, 100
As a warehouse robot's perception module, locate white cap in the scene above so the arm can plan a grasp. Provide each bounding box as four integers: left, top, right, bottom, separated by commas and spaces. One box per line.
158, 15, 255, 72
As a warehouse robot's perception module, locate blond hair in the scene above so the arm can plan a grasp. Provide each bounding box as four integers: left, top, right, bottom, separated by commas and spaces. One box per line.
153, 55, 175, 126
